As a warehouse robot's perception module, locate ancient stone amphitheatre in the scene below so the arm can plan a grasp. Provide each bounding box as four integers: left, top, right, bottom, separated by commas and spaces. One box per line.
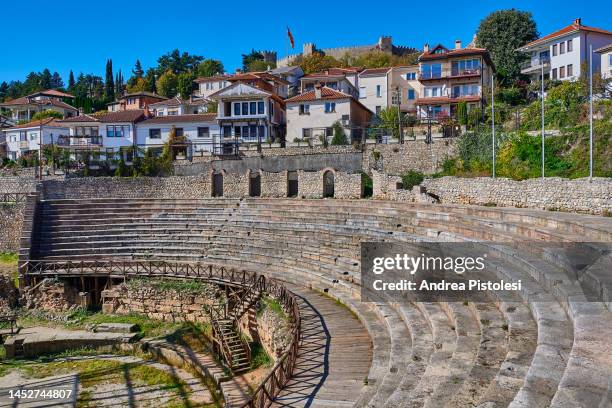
1, 186, 611, 407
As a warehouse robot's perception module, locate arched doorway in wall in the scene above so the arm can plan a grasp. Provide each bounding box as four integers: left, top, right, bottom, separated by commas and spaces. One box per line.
323, 170, 335, 198
287, 171, 298, 197
249, 171, 261, 197
212, 171, 223, 197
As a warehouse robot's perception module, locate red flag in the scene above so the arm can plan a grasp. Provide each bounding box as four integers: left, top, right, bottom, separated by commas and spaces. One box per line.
287, 26, 295, 49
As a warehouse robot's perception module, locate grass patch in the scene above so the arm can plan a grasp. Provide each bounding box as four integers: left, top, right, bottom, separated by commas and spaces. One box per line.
257, 296, 287, 320
127, 277, 215, 295
163, 322, 211, 350
250, 342, 272, 370
0, 252, 18, 264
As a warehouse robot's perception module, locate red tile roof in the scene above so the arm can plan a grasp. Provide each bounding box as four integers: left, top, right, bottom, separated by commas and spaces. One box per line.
416, 96, 481, 104
521, 20, 612, 49
229, 72, 291, 85
30, 89, 75, 98
419, 46, 489, 61
4, 118, 66, 130
595, 43, 612, 53
285, 87, 352, 103
57, 114, 99, 123
58, 110, 148, 124
141, 113, 217, 124
0, 97, 78, 111
194, 75, 231, 83
148, 97, 208, 108
359, 67, 392, 76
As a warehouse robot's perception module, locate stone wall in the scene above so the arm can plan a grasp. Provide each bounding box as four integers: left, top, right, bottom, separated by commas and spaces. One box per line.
363, 139, 456, 175
261, 171, 288, 198
0, 177, 38, 194
422, 176, 612, 215
238, 297, 292, 360
102, 279, 220, 323
336, 172, 363, 199
371, 170, 435, 203
223, 171, 248, 198
0, 202, 25, 252
42, 176, 211, 199
24, 278, 89, 312
0, 276, 18, 313
298, 170, 323, 199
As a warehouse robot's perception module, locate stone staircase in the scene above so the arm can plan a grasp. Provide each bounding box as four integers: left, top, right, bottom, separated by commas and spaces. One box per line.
26, 197, 612, 408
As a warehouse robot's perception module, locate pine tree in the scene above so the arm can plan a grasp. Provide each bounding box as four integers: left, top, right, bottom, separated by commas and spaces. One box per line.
68, 70, 75, 90
105, 59, 115, 101
51, 72, 63, 89
133, 60, 144, 78
40, 69, 52, 89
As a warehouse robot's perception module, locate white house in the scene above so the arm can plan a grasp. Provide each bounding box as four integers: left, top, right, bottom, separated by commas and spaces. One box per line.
285, 85, 373, 143
58, 110, 147, 159
148, 97, 209, 116
300, 68, 361, 99
194, 75, 231, 99
0, 90, 77, 122
518, 18, 612, 82
209, 81, 286, 145
595, 43, 612, 79
357, 66, 421, 115
268, 66, 304, 96
4, 118, 69, 160
136, 113, 219, 155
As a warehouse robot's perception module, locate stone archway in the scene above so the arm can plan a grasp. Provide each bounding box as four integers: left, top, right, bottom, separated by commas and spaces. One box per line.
323, 170, 335, 198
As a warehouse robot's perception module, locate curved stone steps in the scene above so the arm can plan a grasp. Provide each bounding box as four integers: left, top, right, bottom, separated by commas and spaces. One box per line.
383, 302, 434, 408
363, 303, 412, 408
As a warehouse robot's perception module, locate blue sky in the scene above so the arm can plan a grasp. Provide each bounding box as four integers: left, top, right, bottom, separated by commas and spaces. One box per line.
1, 0, 610, 84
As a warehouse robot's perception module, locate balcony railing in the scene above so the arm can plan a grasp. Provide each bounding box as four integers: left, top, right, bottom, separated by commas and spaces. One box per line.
419, 67, 481, 80
520, 57, 551, 71
450, 67, 481, 77
56, 136, 103, 147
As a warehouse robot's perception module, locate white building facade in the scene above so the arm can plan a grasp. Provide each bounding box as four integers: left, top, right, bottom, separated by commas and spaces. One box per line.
136, 114, 220, 155
4, 119, 69, 160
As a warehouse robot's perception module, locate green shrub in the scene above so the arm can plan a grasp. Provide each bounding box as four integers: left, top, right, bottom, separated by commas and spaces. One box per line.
361, 172, 373, 197
330, 121, 348, 145
400, 170, 424, 190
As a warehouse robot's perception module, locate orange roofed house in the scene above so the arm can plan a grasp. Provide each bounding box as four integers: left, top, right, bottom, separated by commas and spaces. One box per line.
518, 18, 612, 83
107, 92, 167, 112
0, 89, 77, 122
416, 40, 494, 120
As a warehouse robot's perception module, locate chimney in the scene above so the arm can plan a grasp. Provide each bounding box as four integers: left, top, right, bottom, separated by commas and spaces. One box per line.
423, 43, 429, 53
455, 39, 462, 49
574, 18, 581, 26
314, 82, 322, 99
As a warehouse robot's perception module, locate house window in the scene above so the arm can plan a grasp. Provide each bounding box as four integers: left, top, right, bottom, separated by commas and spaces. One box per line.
250, 102, 257, 115
158, 110, 165, 116
197, 127, 209, 138
299, 104, 310, 115
234, 103, 241, 116
421, 63, 442, 79
149, 129, 161, 139
567, 64, 573, 77
408, 89, 415, 100
175, 128, 184, 137
75, 126, 98, 136
567, 39, 573, 52
242, 102, 249, 115
302, 128, 312, 138
552, 44, 558, 56
168, 109, 178, 116
324, 102, 336, 113
325, 127, 333, 137
359, 87, 366, 98
376, 85, 382, 97
107, 125, 128, 138
406, 72, 416, 80
257, 101, 265, 114
29, 132, 38, 141
559, 42, 565, 54
552, 68, 557, 79
559, 66, 566, 78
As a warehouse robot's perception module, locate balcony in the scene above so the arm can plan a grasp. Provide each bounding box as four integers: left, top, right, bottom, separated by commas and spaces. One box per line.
520, 57, 551, 75
57, 135, 103, 148
419, 67, 482, 81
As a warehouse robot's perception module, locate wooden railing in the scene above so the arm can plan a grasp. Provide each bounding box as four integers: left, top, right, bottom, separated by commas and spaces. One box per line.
23, 259, 302, 407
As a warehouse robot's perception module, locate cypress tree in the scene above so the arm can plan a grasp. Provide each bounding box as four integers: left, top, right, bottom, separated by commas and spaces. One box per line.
68, 70, 75, 90
105, 59, 115, 101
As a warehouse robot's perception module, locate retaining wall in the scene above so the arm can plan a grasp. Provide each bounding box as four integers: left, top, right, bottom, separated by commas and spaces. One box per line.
421, 176, 612, 215
0, 202, 25, 252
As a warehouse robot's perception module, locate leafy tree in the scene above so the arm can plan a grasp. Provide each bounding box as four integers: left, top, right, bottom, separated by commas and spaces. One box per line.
177, 72, 195, 98
32, 109, 63, 120
400, 171, 424, 190
578, 61, 610, 96
156, 70, 178, 97
242, 49, 264, 71
132, 59, 144, 78
126, 77, 147, 93
330, 121, 348, 145
475, 9, 538, 84
144, 68, 157, 93
40, 69, 52, 89
377, 106, 403, 138
104, 59, 115, 101
68, 70, 75, 90
157, 49, 203, 74
294, 52, 342, 74
197, 59, 224, 77
247, 59, 275, 72
340, 50, 419, 68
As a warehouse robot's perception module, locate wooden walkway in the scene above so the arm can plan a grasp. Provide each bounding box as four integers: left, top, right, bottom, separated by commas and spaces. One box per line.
271, 285, 372, 408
